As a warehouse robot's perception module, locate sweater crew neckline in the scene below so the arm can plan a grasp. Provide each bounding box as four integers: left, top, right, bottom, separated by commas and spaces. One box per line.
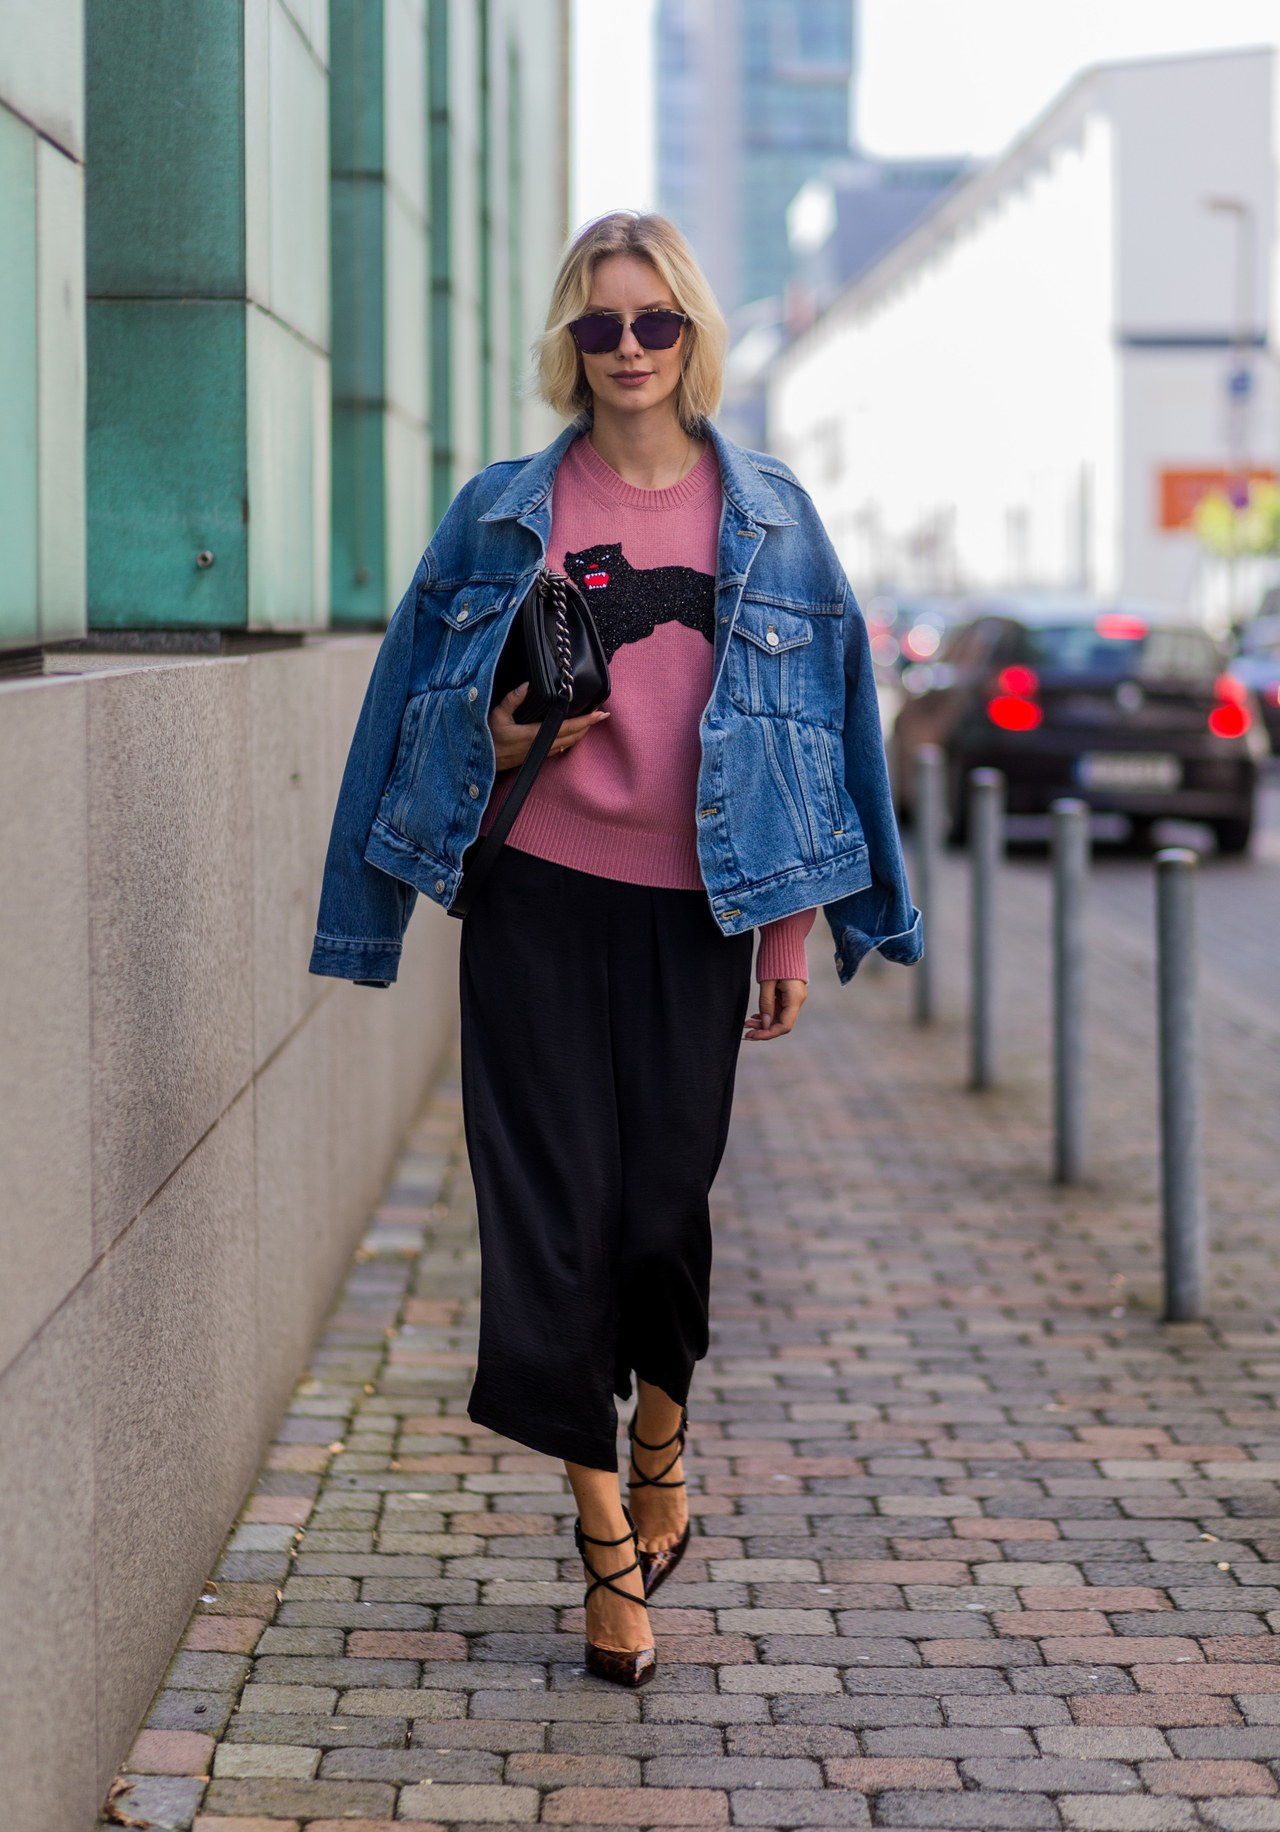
567, 429, 719, 514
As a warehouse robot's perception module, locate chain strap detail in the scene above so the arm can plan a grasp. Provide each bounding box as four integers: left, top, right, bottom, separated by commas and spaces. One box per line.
547, 569, 575, 703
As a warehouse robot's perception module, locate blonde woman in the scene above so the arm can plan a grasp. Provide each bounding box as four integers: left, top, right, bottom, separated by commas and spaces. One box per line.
310, 211, 922, 1685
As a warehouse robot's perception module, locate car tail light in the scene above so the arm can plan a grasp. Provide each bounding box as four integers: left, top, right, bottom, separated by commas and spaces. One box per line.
1095, 612, 1149, 641
987, 663, 1042, 731
1208, 674, 1251, 738
1209, 704, 1250, 738
987, 693, 1043, 732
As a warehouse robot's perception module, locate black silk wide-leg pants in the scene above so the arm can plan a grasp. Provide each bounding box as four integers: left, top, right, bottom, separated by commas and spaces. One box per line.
458, 842, 755, 1471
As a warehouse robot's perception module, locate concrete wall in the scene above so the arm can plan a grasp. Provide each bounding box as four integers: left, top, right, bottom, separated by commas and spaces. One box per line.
0, 636, 459, 1832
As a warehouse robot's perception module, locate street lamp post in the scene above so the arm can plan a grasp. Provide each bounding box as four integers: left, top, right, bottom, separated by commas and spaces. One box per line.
1202, 195, 1258, 629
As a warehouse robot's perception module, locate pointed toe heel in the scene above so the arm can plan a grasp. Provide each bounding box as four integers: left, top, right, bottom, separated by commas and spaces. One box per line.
585, 1639, 657, 1687
574, 1507, 656, 1688
636, 1517, 691, 1598
627, 1404, 690, 1599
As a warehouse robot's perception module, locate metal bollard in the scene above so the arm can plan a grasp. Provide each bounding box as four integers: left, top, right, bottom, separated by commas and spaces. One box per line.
912, 745, 943, 1024
1155, 848, 1206, 1321
968, 768, 1005, 1090
1051, 799, 1089, 1183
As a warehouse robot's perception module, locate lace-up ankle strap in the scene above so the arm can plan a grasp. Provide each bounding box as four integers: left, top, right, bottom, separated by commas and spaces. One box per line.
573, 1507, 645, 1605
627, 1404, 688, 1488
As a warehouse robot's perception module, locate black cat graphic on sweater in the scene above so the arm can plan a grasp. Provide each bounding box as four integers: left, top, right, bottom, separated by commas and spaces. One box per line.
562, 543, 715, 664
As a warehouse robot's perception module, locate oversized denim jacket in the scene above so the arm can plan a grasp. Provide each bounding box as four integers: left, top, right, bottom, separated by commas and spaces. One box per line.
308, 408, 923, 988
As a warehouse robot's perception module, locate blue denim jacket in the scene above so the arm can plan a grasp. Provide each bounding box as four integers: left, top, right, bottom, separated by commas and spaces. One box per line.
308, 409, 923, 988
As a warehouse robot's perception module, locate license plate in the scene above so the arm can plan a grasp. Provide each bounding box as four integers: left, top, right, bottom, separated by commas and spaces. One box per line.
1076, 752, 1181, 790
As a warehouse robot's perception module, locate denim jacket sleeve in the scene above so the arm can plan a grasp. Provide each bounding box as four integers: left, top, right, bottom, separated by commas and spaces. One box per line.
823, 578, 924, 982
307, 474, 481, 987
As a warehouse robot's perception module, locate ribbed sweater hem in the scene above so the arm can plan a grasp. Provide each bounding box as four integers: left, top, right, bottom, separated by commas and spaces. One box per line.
494, 788, 703, 887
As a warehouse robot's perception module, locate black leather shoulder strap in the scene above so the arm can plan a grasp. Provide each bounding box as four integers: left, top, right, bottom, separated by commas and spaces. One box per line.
447, 695, 570, 918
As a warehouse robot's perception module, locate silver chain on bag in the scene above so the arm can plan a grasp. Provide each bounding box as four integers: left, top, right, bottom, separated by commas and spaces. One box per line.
548, 570, 575, 702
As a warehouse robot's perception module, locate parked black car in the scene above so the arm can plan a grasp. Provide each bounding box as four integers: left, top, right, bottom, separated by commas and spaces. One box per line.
892, 594, 1264, 853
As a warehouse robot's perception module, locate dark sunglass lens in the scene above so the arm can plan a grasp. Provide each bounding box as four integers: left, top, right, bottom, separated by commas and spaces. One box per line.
633, 311, 685, 349
571, 313, 623, 353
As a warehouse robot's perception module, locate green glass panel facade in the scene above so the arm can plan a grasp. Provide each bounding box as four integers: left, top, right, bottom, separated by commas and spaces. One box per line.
34, 134, 88, 641
506, 34, 524, 433
0, 108, 39, 643
429, 0, 488, 522
0, 0, 87, 651
331, 173, 386, 403
329, 0, 431, 626
86, 0, 329, 631
0, 0, 567, 652
87, 302, 250, 628
247, 305, 329, 624
0, 0, 84, 160
86, 0, 246, 301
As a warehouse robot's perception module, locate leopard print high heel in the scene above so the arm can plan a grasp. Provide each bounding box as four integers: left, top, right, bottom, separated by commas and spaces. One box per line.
627, 1403, 690, 1599
572, 1505, 657, 1687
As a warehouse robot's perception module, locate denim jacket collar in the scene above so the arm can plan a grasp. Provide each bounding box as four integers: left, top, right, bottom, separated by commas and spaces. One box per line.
477, 408, 798, 531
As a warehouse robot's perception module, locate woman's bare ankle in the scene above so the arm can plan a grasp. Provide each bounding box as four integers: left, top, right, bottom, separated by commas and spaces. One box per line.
628, 1382, 689, 1554
565, 1458, 652, 1652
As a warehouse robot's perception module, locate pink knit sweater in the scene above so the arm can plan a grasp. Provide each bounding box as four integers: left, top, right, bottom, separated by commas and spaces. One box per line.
478, 430, 816, 983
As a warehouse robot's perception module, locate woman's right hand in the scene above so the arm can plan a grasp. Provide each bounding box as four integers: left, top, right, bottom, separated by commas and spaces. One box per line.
488, 681, 611, 771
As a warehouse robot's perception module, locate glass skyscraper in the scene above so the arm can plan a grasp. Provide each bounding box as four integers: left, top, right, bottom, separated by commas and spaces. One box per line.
655, 0, 857, 323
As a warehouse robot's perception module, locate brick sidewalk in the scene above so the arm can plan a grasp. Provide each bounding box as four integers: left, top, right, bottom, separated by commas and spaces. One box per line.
103, 848, 1280, 1831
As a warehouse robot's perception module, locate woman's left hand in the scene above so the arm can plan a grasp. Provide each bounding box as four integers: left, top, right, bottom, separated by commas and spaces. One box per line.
743, 978, 808, 1041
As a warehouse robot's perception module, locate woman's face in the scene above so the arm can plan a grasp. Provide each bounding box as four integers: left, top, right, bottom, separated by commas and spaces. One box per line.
576, 253, 687, 422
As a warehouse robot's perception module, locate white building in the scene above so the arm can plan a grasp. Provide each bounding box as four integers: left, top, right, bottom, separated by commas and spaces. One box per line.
767, 46, 1278, 617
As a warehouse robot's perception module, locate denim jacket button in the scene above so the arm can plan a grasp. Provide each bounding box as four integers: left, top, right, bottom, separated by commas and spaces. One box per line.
467, 685, 478, 702
435, 878, 445, 893
467, 783, 479, 798
765, 629, 780, 646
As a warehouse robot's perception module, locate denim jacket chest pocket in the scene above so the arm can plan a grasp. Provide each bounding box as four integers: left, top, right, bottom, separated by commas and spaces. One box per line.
428, 584, 516, 689
724, 601, 815, 720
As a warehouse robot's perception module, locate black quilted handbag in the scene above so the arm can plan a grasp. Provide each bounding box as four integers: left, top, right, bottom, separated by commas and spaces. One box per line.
448, 566, 610, 918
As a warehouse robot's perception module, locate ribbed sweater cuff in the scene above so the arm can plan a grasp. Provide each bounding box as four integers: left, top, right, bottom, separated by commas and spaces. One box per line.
756, 907, 817, 983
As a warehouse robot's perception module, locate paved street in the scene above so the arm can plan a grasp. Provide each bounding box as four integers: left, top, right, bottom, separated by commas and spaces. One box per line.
101, 815, 1280, 1832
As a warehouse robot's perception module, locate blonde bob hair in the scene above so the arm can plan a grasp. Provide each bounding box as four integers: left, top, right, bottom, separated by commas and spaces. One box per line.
533, 210, 727, 434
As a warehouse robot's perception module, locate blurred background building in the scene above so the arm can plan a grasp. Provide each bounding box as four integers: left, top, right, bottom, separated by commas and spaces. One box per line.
654, 0, 969, 443
656, 0, 858, 320
786, 150, 978, 319
0, 5, 569, 1827
767, 45, 1278, 618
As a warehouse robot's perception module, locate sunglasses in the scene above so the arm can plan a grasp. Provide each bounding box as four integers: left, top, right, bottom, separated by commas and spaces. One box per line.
568, 308, 690, 354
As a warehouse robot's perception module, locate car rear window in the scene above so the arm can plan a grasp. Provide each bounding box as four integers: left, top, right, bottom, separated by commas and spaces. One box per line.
1239, 616, 1280, 657
1018, 619, 1221, 682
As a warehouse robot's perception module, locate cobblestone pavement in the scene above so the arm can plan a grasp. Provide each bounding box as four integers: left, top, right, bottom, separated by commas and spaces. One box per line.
103, 842, 1280, 1832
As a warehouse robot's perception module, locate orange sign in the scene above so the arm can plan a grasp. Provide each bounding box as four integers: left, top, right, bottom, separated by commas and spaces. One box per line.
1158, 467, 1277, 530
